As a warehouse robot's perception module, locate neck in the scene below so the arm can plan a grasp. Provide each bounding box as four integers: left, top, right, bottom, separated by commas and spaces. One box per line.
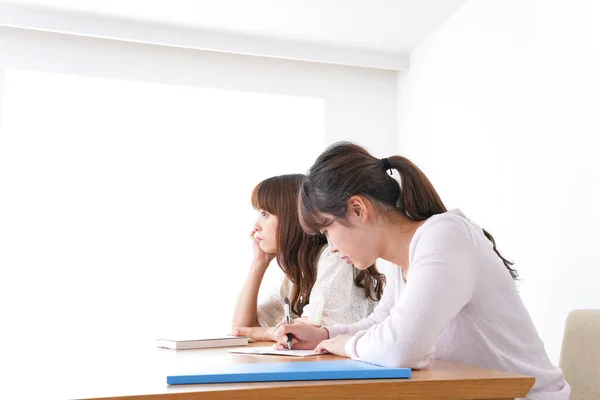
378, 212, 426, 273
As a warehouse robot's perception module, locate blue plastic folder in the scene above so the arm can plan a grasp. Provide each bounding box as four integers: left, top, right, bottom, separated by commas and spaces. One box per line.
167, 360, 411, 385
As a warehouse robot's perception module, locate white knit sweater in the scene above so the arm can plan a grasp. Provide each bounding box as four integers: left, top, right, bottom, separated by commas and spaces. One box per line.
257, 246, 378, 327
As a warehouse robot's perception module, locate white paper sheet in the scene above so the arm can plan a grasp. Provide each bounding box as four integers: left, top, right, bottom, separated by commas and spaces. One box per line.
227, 346, 321, 357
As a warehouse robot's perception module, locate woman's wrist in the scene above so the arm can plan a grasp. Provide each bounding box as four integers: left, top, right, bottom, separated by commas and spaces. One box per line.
250, 259, 270, 272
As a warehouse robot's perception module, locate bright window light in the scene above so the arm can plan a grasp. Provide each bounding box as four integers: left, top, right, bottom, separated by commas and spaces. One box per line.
0, 69, 324, 350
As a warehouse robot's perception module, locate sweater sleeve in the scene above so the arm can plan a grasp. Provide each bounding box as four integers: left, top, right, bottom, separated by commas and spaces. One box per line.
256, 275, 285, 327
345, 217, 478, 369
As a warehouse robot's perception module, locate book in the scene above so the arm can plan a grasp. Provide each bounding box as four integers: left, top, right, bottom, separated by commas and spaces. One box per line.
156, 335, 248, 350
227, 346, 321, 357
167, 359, 412, 384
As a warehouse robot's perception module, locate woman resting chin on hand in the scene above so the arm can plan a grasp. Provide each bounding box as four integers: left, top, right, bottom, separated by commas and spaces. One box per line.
231, 174, 384, 343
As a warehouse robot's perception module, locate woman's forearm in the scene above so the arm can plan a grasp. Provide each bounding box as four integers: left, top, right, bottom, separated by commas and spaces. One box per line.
231, 261, 269, 328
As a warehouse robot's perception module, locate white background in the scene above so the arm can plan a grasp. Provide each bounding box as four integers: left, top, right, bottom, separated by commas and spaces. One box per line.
0, 68, 325, 344
1, 0, 599, 388
0, 27, 398, 394
397, 0, 600, 363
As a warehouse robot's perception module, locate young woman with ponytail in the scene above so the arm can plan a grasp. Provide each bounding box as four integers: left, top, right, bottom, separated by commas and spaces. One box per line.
231, 174, 385, 342
273, 144, 569, 400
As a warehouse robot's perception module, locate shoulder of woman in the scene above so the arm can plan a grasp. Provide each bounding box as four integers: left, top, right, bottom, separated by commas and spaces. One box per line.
414, 211, 474, 246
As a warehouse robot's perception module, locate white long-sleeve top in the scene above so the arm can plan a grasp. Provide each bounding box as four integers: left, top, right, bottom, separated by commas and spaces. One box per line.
327, 209, 569, 400
257, 246, 378, 327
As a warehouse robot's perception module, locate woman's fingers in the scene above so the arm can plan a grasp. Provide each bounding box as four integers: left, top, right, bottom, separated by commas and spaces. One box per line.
232, 326, 270, 341
314, 340, 330, 354
274, 320, 285, 329
232, 326, 255, 338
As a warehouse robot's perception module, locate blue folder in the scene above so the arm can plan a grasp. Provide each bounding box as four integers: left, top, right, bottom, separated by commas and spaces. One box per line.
167, 360, 411, 385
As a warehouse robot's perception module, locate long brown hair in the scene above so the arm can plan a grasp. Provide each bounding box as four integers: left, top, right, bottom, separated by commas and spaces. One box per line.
298, 142, 518, 280
252, 174, 386, 316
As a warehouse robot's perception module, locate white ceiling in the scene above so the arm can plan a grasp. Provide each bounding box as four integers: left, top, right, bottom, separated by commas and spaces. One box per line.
1, 0, 466, 54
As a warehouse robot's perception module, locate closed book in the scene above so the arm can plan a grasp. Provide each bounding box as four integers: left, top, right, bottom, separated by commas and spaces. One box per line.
156, 336, 248, 350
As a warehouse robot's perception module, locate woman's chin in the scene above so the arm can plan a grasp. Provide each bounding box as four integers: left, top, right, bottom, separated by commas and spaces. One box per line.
259, 243, 277, 254
352, 261, 371, 270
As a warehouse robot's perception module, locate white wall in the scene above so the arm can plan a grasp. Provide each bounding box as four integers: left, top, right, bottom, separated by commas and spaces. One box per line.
0, 26, 397, 155
398, 0, 600, 364
0, 27, 398, 273
0, 26, 398, 343
0, 27, 398, 398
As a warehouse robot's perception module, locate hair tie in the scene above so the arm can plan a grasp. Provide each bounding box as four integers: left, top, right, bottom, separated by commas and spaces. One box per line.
381, 158, 393, 174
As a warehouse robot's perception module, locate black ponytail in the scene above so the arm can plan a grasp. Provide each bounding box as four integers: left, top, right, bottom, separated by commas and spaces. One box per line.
299, 142, 518, 280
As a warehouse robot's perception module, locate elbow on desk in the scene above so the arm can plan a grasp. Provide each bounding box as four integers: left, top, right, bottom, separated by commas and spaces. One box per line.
352, 334, 432, 369
368, 348, 432, 370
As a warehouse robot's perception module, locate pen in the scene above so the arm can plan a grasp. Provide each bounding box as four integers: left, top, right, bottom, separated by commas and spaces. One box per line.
283, 297, 292, 350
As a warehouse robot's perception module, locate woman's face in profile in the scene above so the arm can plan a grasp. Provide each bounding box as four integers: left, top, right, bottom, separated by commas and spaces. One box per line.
252, 209, 279, 254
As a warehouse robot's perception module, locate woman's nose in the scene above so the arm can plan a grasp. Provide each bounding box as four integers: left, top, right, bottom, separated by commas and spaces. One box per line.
328, 242, 338, 253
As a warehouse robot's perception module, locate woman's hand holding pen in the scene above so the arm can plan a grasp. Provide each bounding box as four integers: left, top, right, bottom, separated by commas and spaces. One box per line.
232, 318, 316, 343
273, 322, 330, 350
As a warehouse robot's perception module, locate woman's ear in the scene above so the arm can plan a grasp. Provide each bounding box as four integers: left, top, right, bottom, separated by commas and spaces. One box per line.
347, 195, 370, 224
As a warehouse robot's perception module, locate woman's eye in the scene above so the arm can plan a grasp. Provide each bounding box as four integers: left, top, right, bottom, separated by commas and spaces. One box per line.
260, 211, 267, 217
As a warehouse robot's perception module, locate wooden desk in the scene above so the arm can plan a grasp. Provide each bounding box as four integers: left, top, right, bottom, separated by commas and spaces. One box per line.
10, 342, 533, 399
